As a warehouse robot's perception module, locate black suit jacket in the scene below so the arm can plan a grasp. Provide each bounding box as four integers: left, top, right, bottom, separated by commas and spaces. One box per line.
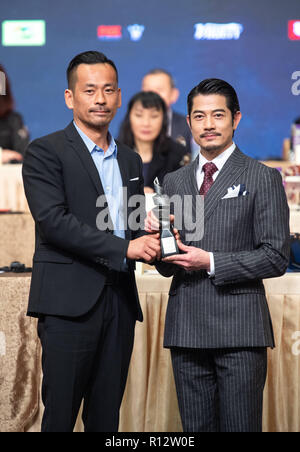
171, 110, 193, 154
22, 122, 144, 320
156, 147, 290, 349
144, 137, 190, 189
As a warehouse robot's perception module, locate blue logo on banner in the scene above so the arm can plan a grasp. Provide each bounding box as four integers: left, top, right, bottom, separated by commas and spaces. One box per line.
127, 24, 145, 41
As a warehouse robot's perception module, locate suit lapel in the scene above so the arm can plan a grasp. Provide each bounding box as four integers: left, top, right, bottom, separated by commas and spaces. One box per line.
181, 155, 199, 197
64, 122, 105, 197
203, 146, 248, 223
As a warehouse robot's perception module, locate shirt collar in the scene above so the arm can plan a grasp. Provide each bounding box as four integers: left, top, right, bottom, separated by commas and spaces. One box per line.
73, 120, 117, 156
198, 142, 236, 173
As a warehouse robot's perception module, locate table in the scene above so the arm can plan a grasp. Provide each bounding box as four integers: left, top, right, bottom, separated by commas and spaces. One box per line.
118, 274, 182, 432
262, 274, 300, 432
290, 211, 300, 233
0, 272, 300, 432
0, 213, 35, 267
0, 164, 29, 213
0, 274, 39, 432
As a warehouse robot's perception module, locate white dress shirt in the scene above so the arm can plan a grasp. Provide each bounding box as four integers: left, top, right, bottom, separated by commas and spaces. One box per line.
196, 142, 236, 276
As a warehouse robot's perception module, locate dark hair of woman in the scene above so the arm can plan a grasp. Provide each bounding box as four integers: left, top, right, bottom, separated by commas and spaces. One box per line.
118, 91, 169, 154
0, 64, 14, 118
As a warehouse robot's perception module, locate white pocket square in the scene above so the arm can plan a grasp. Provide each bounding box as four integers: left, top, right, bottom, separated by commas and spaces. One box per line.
221, 184, 249, 199
129, 177, 139, 181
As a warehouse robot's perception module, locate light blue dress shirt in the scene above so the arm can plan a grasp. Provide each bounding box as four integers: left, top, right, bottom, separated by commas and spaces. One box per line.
73, 121, 125, 241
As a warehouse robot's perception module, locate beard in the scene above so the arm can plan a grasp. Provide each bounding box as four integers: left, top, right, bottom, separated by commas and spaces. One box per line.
200, 143, 222, 153
198, 133, 234, 155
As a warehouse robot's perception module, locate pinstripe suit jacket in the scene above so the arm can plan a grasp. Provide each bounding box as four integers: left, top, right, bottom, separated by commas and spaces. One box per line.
157, 147, 290, 349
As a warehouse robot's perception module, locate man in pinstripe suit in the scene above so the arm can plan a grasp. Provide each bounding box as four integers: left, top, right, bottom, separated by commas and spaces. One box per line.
146, 79, 290, 432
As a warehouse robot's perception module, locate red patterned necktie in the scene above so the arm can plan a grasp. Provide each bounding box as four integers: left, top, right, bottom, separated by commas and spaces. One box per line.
199, 162, 218, 195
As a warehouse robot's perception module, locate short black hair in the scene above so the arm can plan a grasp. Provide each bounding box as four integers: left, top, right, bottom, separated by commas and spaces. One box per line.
187, 78, 240, 119
144, 68, 175, 89
66, 51, 118, 91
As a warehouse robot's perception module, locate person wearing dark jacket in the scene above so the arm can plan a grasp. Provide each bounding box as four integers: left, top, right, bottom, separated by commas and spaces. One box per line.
141, 69, 195, 156
145, 78, 290, 432
118, 91, 190, 192
0, 64, 29, 163
22, 51, 160, 432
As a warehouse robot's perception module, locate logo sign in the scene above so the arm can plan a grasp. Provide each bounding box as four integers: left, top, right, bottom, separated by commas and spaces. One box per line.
288, 20, 300, 40
2, 20, 46, 46
127, 24, 145, 41
97, 25, 122, 40
194, 22, 244, 40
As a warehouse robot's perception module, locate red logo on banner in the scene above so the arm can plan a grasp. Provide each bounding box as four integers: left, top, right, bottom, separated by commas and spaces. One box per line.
97, 25, 122, 40
288, 21, 300, 40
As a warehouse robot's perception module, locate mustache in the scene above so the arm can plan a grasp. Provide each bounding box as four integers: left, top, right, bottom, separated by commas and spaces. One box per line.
89, 108, 111, 113
200, 132, 221, 138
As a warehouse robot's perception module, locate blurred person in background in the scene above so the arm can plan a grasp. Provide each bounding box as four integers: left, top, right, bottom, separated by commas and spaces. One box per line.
118, 91, 190, 193
142, 68, 198, 158
282, 116, 300, 161
0, 64, 30, 164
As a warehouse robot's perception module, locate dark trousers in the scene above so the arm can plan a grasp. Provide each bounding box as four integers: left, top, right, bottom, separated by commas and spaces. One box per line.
38, 281, 136, 432
171, 347, 267, 432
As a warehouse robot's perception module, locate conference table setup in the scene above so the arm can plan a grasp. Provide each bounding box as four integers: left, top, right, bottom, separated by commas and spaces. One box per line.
0, 271, 300, 432
0, 162, 300, 432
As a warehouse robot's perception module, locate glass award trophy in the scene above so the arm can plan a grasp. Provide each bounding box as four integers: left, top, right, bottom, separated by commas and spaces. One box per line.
153, 177, 179, 258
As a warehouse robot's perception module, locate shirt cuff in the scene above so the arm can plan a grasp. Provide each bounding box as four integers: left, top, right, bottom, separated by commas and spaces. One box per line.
207, 252, 215, 277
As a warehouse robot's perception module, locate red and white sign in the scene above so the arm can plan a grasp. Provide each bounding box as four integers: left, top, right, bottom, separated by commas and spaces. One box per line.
288, 20, 300, 40
97, 25, 122, 40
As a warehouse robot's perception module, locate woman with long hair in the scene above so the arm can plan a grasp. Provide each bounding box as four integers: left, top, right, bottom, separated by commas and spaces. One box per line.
0, 64, 30, 164
118, 91, 190, 193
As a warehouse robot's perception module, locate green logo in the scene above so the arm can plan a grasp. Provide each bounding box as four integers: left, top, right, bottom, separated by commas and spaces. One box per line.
2, 20, 46, 46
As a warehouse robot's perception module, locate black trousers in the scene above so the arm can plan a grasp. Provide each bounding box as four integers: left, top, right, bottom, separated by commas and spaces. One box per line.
171, 347, 267, 432
38, 279, 136, 432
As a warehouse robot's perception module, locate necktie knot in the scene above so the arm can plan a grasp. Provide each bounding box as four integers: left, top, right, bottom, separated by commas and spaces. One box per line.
203, 162, 218, 177
199, 162, 218, 196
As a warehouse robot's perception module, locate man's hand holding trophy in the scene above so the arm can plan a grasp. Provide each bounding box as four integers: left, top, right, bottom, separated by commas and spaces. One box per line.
145, 177, 211, 271
144, 177, 181, 259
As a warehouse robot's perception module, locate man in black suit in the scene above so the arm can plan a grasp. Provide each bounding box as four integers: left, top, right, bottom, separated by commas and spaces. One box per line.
141, 69, 197, 157
146, 79, 290, 432
22, 51, 160, 432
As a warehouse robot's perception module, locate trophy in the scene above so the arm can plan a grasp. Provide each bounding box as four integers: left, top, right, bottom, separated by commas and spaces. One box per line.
153, 177, 179, 258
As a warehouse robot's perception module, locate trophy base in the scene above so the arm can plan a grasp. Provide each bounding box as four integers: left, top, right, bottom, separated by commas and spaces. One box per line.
161, 230, 179, 258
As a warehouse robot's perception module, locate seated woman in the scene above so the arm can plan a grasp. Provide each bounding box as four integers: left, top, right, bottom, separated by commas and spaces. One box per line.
0, 64, 30, 164
118, 91, 190, 193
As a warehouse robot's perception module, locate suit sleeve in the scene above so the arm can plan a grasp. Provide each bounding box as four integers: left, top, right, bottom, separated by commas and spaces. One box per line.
22, 138, 130, 272
212, 168, 290, 286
